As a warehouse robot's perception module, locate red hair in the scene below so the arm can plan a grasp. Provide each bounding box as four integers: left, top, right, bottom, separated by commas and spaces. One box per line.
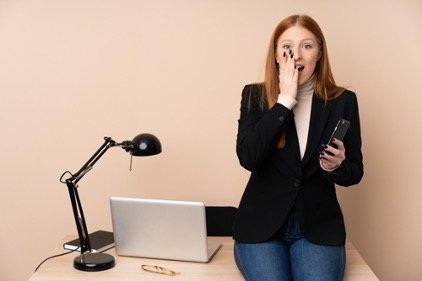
258, 15, 345, 148
262, 14, 344, 109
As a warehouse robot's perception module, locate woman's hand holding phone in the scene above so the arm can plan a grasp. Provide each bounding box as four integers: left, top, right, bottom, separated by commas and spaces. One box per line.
319, 119, 350, 171
319, 138, 346, 171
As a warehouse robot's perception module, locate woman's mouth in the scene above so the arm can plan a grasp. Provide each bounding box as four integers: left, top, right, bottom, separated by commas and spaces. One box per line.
297, 65, 305, 75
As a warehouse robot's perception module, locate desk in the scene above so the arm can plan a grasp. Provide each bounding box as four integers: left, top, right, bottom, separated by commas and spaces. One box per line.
29, 236, 378, 280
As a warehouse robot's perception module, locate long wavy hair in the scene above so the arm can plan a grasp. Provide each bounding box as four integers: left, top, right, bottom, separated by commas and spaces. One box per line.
259, 14, 345, 148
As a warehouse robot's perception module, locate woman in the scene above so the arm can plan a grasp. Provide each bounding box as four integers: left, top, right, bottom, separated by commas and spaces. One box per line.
233, 15, 363, 281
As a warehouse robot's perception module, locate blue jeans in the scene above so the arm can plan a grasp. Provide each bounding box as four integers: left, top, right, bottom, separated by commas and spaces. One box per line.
234, 212, 345, 281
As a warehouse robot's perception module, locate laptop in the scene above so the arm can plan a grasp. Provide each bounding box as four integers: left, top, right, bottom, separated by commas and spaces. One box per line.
110, 197, 221, 262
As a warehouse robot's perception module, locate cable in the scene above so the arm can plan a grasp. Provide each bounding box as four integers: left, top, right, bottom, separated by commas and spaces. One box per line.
34, 247, 80, 272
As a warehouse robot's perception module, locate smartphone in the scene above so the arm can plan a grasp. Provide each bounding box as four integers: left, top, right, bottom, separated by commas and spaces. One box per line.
322, 119, 350, 157
327, 118, 350, 148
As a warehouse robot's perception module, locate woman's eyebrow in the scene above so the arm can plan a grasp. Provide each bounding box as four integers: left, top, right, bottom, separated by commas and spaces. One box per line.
279, 38, 316, 44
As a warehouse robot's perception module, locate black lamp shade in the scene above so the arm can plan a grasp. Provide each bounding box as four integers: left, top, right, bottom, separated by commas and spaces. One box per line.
131, 133, 162, 156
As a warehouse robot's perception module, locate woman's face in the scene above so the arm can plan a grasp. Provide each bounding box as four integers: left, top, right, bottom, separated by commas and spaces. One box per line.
276, 25, 321, 86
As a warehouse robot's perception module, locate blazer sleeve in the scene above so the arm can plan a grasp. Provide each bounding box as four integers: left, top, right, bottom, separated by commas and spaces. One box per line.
236, 84, 294, 171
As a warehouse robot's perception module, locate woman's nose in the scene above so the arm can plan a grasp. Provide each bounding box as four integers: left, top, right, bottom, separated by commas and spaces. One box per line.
293, 48, 301, 60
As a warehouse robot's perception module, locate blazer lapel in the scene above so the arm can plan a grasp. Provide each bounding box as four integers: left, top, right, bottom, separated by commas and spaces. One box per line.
301, 95, 330, 166
272, 119, 302, 173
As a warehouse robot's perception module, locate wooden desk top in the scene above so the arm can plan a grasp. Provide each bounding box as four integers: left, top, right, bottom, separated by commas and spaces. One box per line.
29, 236, 378, 280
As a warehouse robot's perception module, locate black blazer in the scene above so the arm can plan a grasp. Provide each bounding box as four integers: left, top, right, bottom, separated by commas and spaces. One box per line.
233, 84, 363, 246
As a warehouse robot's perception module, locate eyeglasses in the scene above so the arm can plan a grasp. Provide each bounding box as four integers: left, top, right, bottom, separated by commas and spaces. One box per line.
141, 264, 180, 276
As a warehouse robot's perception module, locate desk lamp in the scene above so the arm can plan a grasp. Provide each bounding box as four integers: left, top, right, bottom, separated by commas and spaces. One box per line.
59, 134, 162, 271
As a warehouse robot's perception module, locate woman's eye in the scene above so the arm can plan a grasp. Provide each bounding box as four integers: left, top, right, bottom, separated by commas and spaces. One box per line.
303, 44, 312, 49
282, 45, 291, 49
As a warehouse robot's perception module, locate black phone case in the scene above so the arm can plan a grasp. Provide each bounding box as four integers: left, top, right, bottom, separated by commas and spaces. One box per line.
328, 119, 350, 144
323, 119, 350, 155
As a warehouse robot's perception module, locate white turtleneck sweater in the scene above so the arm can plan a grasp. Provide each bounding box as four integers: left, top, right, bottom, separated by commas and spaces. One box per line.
277, 79, 314, 159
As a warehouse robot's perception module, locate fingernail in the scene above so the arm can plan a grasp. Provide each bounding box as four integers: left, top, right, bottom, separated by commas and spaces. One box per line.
289, 49, 292, 54
290, 53, 293, 59
283, 52, 286, 57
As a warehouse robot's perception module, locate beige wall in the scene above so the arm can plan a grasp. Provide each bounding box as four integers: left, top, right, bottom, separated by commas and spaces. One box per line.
1, 1, 421, 280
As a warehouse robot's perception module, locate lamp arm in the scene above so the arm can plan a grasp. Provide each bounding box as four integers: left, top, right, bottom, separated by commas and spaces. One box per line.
71, 137, 116, 185
64, 137, 117, 253
66, 180, 91, 253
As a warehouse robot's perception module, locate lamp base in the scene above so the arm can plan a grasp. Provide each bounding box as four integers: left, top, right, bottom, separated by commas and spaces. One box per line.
74, 252, 115, 272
